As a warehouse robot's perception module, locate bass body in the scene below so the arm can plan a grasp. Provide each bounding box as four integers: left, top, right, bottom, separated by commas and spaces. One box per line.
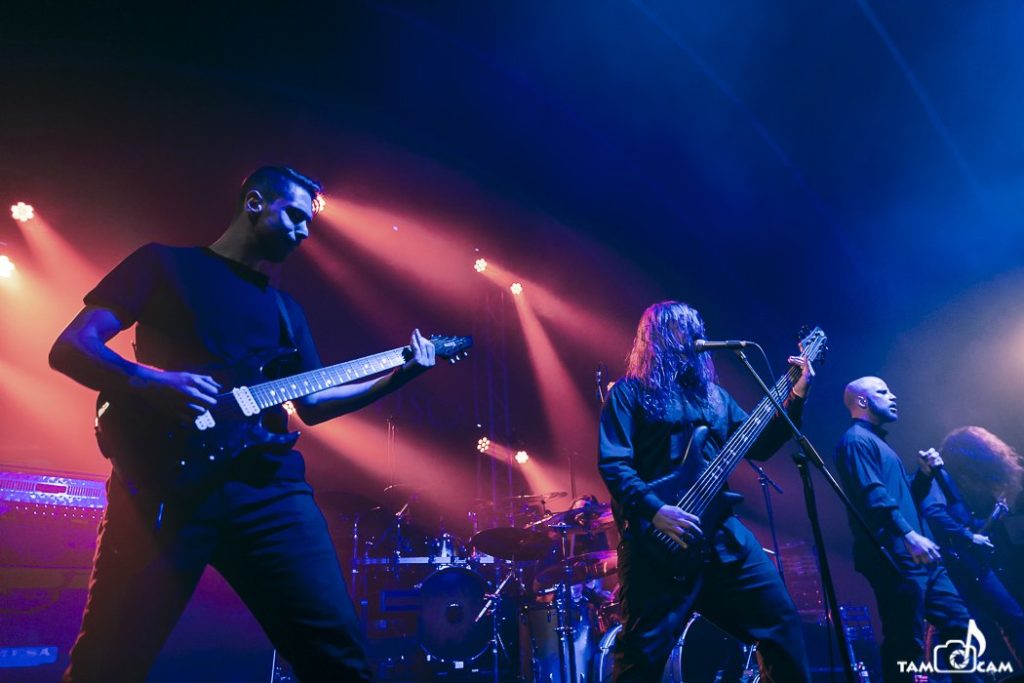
631, 327, 828, 582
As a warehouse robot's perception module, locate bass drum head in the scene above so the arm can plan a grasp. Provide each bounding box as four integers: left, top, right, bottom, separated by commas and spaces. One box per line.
418, 567, 490, 663
593, 614, 753, 682
679, 614, 754, 682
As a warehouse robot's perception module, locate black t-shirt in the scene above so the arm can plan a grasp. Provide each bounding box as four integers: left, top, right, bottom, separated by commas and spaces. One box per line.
85, 243, 320, 372
85, 243, 321, 481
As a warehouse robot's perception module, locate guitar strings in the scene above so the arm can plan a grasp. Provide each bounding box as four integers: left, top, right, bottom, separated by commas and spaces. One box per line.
249, 347, 408, 408
677, 335, 822, 515
680, 337, 820, 514
681, 359, 804, 514
679, 368, 796, 514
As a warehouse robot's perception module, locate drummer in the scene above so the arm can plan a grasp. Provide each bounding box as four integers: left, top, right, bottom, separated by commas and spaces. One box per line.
532, 495, 617, 605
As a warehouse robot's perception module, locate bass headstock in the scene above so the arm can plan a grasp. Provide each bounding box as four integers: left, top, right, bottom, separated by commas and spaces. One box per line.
796, 325, 828, 365
429, 334, 474, 364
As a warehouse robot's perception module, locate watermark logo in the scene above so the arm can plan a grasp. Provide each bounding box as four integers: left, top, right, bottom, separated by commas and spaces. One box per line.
897, 620, 1015, 675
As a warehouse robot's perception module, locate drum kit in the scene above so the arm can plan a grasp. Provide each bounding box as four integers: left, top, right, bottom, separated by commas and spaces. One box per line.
332, 487, 757, 682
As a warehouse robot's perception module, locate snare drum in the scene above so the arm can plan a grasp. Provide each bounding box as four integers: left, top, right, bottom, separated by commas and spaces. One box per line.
592, 613, 756, 682
418, 566, 491, 663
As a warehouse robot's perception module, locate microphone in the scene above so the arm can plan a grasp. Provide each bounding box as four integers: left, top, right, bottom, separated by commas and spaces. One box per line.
694, 339, 753, 352
595, 363, 605, 402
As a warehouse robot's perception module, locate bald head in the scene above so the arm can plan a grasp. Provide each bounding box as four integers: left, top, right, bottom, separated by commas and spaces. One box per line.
844, 376, 898, 425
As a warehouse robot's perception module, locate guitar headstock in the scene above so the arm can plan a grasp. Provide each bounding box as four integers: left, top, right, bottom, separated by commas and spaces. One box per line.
430, 334, 474, 364
796, 325, 828, 365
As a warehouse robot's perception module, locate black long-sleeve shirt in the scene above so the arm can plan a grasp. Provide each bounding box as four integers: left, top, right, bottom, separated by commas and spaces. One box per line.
598, 378, 804, 560
834, 419, 933, 566
923, 471, 984, 555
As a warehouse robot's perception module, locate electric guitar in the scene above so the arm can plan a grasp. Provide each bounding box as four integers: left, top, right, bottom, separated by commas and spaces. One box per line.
95, 335, 472, 501
636, 327, 828, 582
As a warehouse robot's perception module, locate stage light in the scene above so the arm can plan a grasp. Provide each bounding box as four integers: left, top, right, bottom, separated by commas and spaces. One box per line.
312, 194, 327, 216
0, 255, 14, 278
510, 282, 523, 296
477, 437, 491, 453
514, 450, 529, 465
474, 258, 488, 273
11, 202, 34, 222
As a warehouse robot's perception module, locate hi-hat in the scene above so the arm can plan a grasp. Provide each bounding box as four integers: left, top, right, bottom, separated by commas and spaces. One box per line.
503, 491, 568, 505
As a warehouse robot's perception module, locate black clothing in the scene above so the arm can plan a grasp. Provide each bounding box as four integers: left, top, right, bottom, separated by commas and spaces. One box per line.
835, 420, 977, 683
66, 474, 371, 682
598, 378, 810, 682
834, 419, 934, 570
599, 380, 805, 562
858, 556, 974, 683
923, 473, 1024, 667
85, 243, 322, 482
86, 244, 320, 375
64, 243, 372, 682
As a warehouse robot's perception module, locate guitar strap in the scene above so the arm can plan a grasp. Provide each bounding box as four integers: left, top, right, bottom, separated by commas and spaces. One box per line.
272, 289, 297, 349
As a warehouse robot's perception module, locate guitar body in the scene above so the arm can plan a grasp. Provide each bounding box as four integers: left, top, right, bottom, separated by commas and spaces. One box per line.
93, 334, 472, 503
95, 349, 300, 500
633, 426, 745, 582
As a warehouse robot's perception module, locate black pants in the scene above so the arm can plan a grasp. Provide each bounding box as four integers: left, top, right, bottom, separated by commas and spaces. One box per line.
63, 473, 372, 682
860, 556, 978, 683
947, 561, 1024, 668
613, 537, 810, 682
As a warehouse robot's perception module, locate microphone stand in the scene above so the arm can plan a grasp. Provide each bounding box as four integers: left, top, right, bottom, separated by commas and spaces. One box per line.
746, 459, 786, 587
733, 348, 879, 683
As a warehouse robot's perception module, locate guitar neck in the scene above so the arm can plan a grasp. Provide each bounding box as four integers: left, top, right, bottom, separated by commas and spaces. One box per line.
247, 347, 408, 409
681, 363, 801, 513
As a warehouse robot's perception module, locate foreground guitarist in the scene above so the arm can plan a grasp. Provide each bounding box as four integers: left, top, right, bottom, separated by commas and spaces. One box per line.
598, 301, 813, 682
49, 166, 434, 682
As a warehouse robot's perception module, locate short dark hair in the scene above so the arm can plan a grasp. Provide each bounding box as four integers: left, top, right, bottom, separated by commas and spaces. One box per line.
238, 166, 324, 213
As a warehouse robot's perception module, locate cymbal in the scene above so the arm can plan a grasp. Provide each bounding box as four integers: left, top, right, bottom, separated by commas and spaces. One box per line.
503, 491, 568, 505
470, 527, 554, 561
535, 550, 618, 589
527, 502, 614, 533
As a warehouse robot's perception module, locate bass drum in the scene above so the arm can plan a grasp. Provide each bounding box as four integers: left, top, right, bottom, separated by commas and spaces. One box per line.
418, 567, 491, 663
592, 613, 757, 682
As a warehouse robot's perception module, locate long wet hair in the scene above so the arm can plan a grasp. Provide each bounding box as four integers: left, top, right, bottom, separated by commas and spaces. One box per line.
940, 426, 1024, 512
625, 301, 719, 418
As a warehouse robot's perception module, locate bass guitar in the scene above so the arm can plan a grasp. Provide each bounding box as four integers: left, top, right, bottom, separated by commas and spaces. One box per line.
636, 326, 828, 582
95, 335, 472, 502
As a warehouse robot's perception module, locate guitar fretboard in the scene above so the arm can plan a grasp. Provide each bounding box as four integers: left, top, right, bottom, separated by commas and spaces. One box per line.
681, 331, 825, 515
247, 347, 408, 409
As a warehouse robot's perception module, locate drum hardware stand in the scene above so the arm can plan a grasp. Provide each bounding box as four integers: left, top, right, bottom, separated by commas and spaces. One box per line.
552, 524, 579, 683
745, 459, 786, 586
734, 348, 891, 683
475, 564, 521, 683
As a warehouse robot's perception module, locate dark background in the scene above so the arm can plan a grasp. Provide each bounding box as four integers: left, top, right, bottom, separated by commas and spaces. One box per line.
2, 1, 1023, 677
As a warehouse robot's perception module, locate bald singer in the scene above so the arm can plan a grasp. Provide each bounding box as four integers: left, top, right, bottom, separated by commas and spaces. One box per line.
834, 376, 979, 683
